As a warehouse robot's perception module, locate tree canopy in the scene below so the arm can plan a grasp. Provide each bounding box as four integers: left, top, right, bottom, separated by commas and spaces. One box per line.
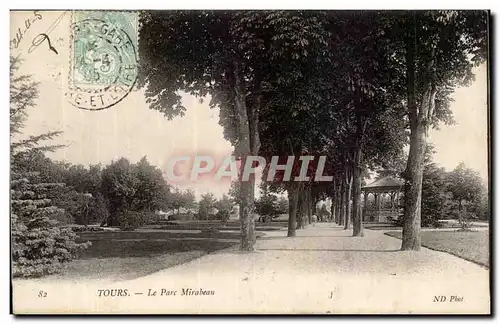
138, 10, 489, 250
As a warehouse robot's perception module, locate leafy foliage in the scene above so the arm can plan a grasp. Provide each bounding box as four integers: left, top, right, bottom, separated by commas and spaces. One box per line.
448, 162, 485, 207
215, 194, 234, 221
170, 189, 197, 214
118, 211, 146, 231
10, 56, 90, 278
99, 156, 171, 225
11, 214, 90, 278
255, 184, 286, 221
421, 161, 451, 227
198, 193, 217, 220
139, 10, 337, 248
447, 162, 486, 229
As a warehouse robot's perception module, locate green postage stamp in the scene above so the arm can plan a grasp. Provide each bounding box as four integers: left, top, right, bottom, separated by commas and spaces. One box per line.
68, 11, 138, 110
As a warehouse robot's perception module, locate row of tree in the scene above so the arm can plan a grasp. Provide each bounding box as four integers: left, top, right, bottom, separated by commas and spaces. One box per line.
11, 10, 489, 277
139, 10, 488, 251
14, 147, 251, 226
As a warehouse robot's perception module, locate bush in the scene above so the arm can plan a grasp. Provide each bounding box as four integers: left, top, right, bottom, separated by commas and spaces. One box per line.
118, 211, 145, 231
69, 226, 106, 233
457, 210, 476, 232
168, 212, 194, 221
422, 213, 443, 228
142, 211, 162, 224
215, 210, 230, 222
11, 169, 92, 278
12, 214, 91, 278
87, 193, 109, 225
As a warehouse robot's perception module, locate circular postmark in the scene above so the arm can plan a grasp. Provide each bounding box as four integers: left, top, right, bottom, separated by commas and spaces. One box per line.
66, 18, 138, 111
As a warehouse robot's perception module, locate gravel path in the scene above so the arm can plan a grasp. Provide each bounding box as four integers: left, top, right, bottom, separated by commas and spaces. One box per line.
13, 223, 489, 314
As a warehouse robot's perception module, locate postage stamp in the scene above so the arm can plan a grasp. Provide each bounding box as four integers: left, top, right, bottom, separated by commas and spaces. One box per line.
67, 11, 138, 110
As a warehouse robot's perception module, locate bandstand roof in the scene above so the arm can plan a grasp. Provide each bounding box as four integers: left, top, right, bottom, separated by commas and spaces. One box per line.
362, 176, 403, 192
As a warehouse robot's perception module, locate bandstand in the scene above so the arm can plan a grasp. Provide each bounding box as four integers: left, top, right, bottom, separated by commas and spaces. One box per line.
362, 176, 403, 223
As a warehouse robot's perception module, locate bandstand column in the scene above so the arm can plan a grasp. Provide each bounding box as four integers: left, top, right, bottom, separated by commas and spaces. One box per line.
374, 193, 380, 222
363, 192, 368, 221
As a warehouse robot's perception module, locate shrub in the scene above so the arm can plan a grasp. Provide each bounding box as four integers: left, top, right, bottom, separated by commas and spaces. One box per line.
215, 210, 230, 222
69, 226, 106, 233
10, 57, 91, 278
457, 210, 476, 232
87, 193, 109, 225
141, 211, 160, 225
11, 169, 92, 278
12, 214, 91, 278
118, 211, 145, 231
422, 213, 443, 228
168, 212, 194, 221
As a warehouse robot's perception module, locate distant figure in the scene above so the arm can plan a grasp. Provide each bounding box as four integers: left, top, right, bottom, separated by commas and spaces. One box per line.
312, 214, 318, 223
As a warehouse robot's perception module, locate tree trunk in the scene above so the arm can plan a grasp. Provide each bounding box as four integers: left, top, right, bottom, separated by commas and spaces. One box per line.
307, 188, 312, 225
296, 200, 302, 229
333, 184, 339, 223
233, 63, 258, 251
458, 199, 464, 223
402, 123, 428, 250
342, 190, 348, 229
352, 148, 364, 236
335, 189, 341, 224
401, 14, 437, 250
296, 188, 305, 229
339, 182, 345, 226
330, 196, 335, 223
239, 175, 256, 251
344, 172, 352, 230
287, 182, 300, 237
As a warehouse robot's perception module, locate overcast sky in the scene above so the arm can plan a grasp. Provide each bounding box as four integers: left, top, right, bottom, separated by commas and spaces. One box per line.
11, 11, 489, 199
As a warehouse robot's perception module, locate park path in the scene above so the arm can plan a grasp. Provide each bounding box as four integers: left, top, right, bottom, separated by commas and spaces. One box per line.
13, 223, 489, 314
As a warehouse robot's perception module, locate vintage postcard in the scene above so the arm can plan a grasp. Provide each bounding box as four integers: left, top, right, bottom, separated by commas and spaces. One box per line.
10, 10, 490, 314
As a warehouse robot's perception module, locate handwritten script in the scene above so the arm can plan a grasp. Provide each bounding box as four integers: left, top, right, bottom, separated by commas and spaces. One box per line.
11, 11, 42, 49
28, 11, 69, 55
11, 10, 69, 55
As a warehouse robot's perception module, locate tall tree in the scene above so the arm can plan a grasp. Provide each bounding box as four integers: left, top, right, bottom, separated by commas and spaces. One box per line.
215, 194, 234, 221
10, 56, 90, 277
170, 189, 197, 214
419, 145, 452, 227
100, 158, 138, 225
198, 192, 217, 220
448, 162, 485, 221
255, 183, 281, 222
395, 11, 488, 250
139, 11, 330, 250
132, 156, 170, 212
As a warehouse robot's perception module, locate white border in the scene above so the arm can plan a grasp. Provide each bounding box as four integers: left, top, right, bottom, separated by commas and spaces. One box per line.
5, 0, 498, 10
2, 2, 498, 323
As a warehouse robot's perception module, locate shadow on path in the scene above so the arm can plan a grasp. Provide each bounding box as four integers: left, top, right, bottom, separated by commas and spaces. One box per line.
259, 235, 359, 240
257, 248, 401, 252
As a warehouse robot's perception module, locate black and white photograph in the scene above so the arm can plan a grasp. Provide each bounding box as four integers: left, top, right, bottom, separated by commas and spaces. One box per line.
9, 8, 491, 314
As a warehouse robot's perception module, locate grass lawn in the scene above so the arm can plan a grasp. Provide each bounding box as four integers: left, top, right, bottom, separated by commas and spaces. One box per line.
39, 230, 240, 282
385, 230, 489, 268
